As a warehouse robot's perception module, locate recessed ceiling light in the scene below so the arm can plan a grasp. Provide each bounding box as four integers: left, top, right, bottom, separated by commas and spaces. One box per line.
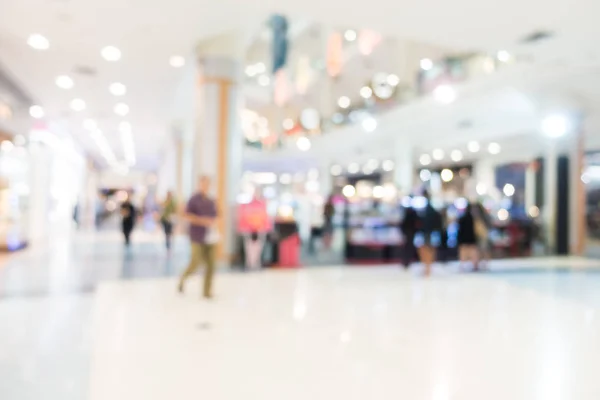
382, 160, 394, 171
432, 149, 445, 160
360, 86, 373, 99
338, 96, 351, 109
488, 142, 501, 155
419, 154, 432, 166
55, 75, 74, 89
114, 103, 129, 116
348, 163, 360, 174
420, 58, 433, 71
83, 118, 97, 130
101, 46, 121, 62
330, 165, 343, 176
344, 29, 357, 42
468, 141, 480, 153
366, 159, 379, 169
70, 98, 86, 112
541, 114, 570, 137
169, 55, 185, 68
450, 150, 463, 162
27, 34, 49, 50
109, 82, 127, 96
29, 105, 44, 119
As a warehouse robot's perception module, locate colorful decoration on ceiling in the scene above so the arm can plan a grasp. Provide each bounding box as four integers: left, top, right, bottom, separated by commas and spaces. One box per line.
271, 15, 289, 74
358, 29, 382, 56
326, 32, 343, 78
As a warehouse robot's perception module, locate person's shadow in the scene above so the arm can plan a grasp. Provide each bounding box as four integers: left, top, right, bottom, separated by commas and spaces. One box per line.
120, 246, 134, 279
120, 243, 180, 279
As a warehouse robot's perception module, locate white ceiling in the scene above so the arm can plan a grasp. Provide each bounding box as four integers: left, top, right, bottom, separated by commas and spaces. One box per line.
1, 0, 600, 170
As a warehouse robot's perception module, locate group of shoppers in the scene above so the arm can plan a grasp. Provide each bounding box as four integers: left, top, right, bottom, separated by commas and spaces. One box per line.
119, 180, 494, 298
400, 192, 492, 276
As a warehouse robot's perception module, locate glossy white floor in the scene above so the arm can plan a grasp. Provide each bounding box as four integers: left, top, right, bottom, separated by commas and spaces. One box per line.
90, 265, 600, 400
2, 231, 600, 399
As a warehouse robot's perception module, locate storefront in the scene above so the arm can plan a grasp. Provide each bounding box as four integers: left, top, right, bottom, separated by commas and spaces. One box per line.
0, 133, 29, 250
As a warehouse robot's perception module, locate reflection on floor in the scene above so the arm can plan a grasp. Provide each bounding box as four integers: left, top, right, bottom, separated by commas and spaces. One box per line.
1, 231, 600, 399
0, 231, 190, 299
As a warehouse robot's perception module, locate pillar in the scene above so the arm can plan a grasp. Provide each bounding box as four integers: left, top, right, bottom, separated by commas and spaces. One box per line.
80, 160, 99, 230
524, 162, 536, 213
28, 142, 51, 243
572, 127, 586, 255
541, 125, 586, 255
194, 34, 244, 261
173, 127, 185, 203
320, 164, 333, 198
543, 143, 558, 252
473, 158, 497, 198
393, 138, 414, 195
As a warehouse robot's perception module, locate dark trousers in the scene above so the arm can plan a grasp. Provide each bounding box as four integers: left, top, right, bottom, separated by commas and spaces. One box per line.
161, 219, 173, 249
123, 222, 133, 246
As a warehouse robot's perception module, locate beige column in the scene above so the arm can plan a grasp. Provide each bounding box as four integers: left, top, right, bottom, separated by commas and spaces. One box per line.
195, 34, 244, 261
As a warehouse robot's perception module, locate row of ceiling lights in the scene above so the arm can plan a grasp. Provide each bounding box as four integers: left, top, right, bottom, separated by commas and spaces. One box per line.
337, 73, 401, 110
28, 38, 132, 118
26, 34, 186, 167
416, 50, 513, 104
419, 50, 512, 73
419, 141, 501, 166
294, 114, 378, 151
27, 34, 186, 67
330, 159, 395, 176
25, 34, 188, 168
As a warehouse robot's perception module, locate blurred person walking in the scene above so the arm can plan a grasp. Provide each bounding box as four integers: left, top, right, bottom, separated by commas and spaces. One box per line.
178, 176, 219, 299
120, 196, 137, 247
322, 195, 335, 250
400, 199, 418, 268
160, 191, 177, 252
415, 193, 443, 277
457, 203, 479, 270
472, 202, 492, 268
